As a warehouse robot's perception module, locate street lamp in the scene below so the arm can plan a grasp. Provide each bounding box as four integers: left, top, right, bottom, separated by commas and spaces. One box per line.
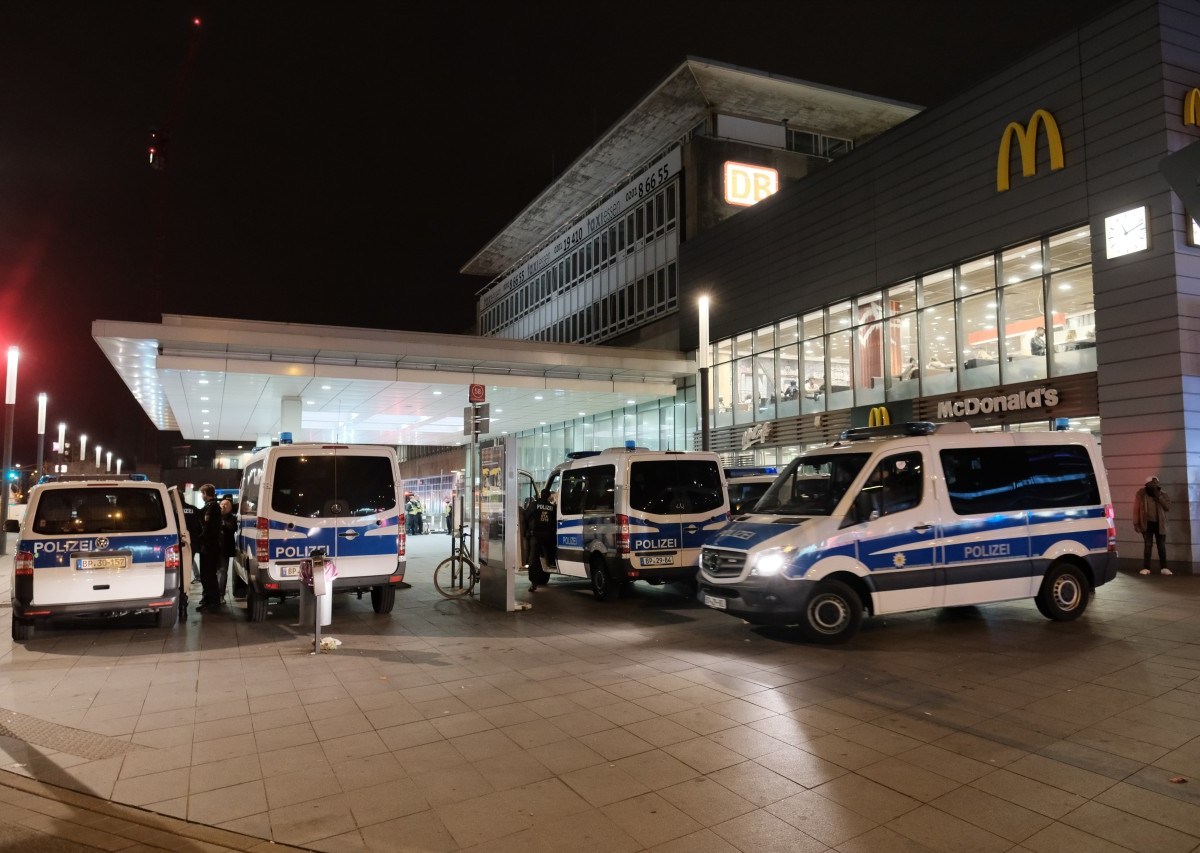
116, 458, 122, 476
0, 346, 18, 555
698, 296, 711, 452
80, 434, 87, 464
106, 450, 112, 473
36, 393, 46, 478
95, 445, 102, 471
57, 423, 66, 473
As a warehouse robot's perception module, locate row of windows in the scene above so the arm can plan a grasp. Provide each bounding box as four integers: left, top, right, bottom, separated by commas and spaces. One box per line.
481, 181, 679, 337
710, 227, 1096, 427
786, 129, 854, 160
529, 263, 678, 344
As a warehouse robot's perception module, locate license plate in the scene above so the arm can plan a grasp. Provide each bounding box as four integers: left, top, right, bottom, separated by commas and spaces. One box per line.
640, 555, 674, 567
77, 556, 128, 570
280, 565, 301, 578
704, 594, 727, 610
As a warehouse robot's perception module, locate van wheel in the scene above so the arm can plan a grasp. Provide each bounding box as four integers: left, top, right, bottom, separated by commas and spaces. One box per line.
798, 580, 863, 644
590, 557, 613, 601
156, 605, 179, 629
371, 584, 395, 614
11, 619, 33, 642
246, 586, 268, 623
1036, 563, 1089, 621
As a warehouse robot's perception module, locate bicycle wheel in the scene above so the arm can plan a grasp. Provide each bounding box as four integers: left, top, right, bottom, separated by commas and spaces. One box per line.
434, 554, 477, 598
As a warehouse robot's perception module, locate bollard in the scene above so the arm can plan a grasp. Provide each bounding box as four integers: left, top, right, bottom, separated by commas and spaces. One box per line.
299, 550, 335, 653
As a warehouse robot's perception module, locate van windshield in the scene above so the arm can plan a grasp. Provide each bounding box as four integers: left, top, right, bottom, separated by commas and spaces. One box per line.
272, 455, 397, 518
629, 459, 725, 514
33, 488, 168, 534
755, 453, 871, 516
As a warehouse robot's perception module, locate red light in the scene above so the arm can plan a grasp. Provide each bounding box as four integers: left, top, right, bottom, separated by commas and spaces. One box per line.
192, 17, 202, 27
15, 551, 33, 576
257, 517, 269, 563
616, 514, 629, 557
165, 543, 180, 570
263, 582, 280, 590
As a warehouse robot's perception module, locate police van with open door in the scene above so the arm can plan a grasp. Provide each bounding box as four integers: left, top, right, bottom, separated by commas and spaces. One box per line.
699, 422, 1117, 642
542, 445, 729, 600
6, 478, 190, 641
234, 442, 406, 621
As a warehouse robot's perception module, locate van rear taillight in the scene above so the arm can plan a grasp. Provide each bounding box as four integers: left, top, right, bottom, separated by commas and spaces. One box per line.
616, 514, 630, 557
165, 543, 180, 570
257, 517, 270, 563
398, 528, 406, 558
14, 551, 33, 576
1105, 504, 1117, 551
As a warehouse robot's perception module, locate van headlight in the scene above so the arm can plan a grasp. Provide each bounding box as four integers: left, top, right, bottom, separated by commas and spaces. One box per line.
750, 548, 787, 577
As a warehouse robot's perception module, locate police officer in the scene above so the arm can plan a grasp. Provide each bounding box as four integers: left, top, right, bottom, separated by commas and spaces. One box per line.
181, 497, 202, 584
525, 488, 556, 591
196, 484, 223, 611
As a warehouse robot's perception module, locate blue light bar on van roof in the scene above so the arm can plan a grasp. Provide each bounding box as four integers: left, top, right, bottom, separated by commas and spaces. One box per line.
839, 422, 940, 441
724, 466, 778, 478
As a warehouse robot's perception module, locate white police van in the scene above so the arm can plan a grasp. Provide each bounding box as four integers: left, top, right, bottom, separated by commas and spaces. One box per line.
725, 466, 778, 516
233, 442, 406, 621
6, 478, 191, 641
699, 422, 1117, 642
543, 445, 729, 600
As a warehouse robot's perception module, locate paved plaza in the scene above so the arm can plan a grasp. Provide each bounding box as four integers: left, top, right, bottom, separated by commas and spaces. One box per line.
0, 532, 1198, 852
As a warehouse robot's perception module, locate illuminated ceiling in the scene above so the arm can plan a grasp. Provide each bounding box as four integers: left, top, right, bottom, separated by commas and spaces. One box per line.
93, 315, 690, 446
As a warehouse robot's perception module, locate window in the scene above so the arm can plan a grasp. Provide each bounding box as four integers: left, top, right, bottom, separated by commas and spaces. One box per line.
1001, 278, 1048, 384
960, 291, 999, 390
940, 446, 1100, 514
850, 452, 924, 523
628, 460, 724, 514
756, 453, 871, 516
34, 487, 168, 535
271, 455, 397, 518
1049, 266, 1096, 376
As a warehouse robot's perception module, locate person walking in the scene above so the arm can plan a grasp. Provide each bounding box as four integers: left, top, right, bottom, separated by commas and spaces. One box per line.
196, 484, 224, 610
525, 488, 556, 591
1133, 475, 1172, 575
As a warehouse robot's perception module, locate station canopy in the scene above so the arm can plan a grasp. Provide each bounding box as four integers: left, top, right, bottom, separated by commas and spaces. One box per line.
93, 315, 689, 446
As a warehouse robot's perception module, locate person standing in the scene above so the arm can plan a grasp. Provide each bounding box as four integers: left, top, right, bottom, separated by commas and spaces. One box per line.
1133, 475, 1172, 575
219, 497, 237, 601
525, 488, 556, 591
405, 494, 416, 535
413, 497, 424, 535
1030, 326, 1047, 356
444, 496, 453, 534
181, 497, 202, 584
196, 484, 224, 610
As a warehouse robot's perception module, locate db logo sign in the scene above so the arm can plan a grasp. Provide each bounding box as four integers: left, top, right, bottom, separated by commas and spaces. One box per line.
469, 384, 486, 403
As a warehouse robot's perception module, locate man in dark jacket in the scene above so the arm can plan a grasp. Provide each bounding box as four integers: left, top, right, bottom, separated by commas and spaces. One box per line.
524, 489, 556, 591
196, 484, 223, 611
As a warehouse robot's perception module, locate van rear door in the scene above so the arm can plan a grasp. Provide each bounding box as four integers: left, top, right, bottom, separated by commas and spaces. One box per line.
267, 448, 401, 583
627, 456, 726, 570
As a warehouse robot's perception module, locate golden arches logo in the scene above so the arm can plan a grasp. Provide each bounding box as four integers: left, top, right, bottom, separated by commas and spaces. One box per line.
867, 406, 891, 428
996, 109, 1064, 192
1184, 88, 1200, 126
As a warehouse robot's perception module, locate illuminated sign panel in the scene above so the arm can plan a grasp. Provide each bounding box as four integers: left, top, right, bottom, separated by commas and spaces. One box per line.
724, 161, 778, 207
996, 109, 1064, 192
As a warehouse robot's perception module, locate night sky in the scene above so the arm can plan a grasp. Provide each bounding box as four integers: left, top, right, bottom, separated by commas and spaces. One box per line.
0, 0, 1120, 469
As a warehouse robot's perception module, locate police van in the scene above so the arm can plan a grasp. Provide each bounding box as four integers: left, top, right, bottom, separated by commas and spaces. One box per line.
698, 422, 1117, 642
543, 445, 729, 600
6, 479, 192, 641
234, 442, 406, 621
725, 466, 778, 516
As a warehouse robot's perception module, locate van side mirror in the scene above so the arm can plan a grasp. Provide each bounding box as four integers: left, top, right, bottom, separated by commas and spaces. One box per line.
3, 519, 18, 533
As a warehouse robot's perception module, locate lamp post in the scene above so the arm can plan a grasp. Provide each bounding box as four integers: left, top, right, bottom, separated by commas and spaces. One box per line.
80, 434, 87, 465
95, 445, 102, 472
35, 393, 46, 479
0, 347, 18, 555
57, 423, 66, 473
116, 458, 122, 476
106, 450, 112, 473
698, 296, 711, 452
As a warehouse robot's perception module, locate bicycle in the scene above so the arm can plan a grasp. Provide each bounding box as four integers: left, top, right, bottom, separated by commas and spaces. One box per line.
434, 525, 478, 598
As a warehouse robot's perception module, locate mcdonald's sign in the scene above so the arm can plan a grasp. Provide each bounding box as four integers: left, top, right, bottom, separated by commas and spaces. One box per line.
1184, 88, 1200, 126
996, 109, 1064, 192
867, 406, 891, 428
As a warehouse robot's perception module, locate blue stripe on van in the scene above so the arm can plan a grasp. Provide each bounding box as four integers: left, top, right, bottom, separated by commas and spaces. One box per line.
22, 534, 178, 569
257, 516, 401, 561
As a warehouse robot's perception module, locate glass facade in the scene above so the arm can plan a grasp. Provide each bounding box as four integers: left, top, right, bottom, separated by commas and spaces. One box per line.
513, 387, 696, 488
709, 226, 1095, 427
